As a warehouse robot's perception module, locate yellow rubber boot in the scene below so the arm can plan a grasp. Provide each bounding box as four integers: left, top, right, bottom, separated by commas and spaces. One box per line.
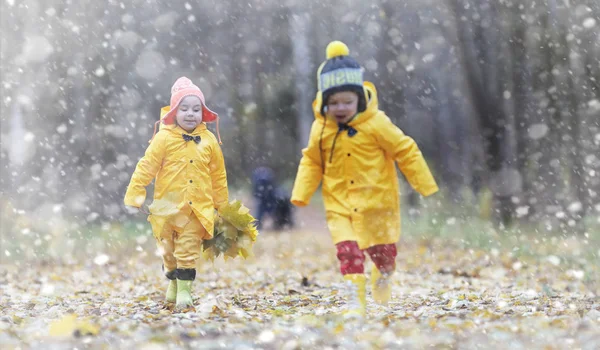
342, 274, 367, 319
371, 265, 392, 306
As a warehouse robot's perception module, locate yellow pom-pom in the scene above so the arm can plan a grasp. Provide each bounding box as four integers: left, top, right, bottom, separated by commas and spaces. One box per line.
326, 41, 349, 59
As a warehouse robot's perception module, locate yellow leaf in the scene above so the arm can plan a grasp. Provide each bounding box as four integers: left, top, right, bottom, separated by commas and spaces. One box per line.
217, 200, 255, 230
225, 241, 239, 258
202, 247, 216, 261
221, 222, 238, 241
445, 299, 457, 309
50, 274, 63, 281
76, 321, 100, 336
237, 234, 253, 250
48, 314, 98, 337
549, 318, 569, 328
243, 225, 259, 241
148, 193, 180, 216
203, 200, 260, 261
12, 315, 24, 325
239, 247, 253, 259
49, 314, 77, 337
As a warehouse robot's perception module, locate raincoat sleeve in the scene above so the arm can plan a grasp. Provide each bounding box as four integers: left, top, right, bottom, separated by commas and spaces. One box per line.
209, 138, 229, 210
291, 121, 323, 206
375, 115, 439, 197
124, 132, 167, 207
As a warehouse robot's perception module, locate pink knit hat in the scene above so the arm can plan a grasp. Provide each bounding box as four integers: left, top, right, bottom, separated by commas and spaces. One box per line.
162, 77, 218, 124
150, 77, 222, 144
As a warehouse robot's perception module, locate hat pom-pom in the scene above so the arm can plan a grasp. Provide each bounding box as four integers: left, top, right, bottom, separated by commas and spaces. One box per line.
326, 41, 349, 59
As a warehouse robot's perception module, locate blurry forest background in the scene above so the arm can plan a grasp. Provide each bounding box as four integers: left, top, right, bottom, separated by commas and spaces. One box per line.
2, 0, 600, 258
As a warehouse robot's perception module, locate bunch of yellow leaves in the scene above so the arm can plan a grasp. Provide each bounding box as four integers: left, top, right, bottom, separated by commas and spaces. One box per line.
202, 200, 259, 261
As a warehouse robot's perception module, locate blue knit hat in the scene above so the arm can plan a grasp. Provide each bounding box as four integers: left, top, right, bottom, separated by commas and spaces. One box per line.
317, 41, 366, 116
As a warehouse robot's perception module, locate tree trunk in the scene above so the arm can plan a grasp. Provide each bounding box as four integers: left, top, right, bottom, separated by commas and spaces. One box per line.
290, 9, 313, 149
449, 0, 517, 226
510, 1, 533, 219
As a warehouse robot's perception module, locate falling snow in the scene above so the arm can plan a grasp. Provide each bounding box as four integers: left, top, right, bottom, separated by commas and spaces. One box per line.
528, 123, 549, 140
583, 17, 597, 29
93, 254, 110, 266
1, 0, 600, 348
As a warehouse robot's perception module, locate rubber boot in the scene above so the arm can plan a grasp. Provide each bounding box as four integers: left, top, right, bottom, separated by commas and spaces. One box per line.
175, 268, 195, 309
166, 280, 177, 303
342, 274, 367, 320
371, 264, 392, 306
165, 269, 177, 303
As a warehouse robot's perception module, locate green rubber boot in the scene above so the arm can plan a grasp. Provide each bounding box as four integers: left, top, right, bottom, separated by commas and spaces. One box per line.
165, 280, 177, 303
175, 280, 194, 309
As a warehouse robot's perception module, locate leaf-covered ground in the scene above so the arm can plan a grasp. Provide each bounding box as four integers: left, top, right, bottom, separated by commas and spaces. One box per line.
1, 210, 599, 349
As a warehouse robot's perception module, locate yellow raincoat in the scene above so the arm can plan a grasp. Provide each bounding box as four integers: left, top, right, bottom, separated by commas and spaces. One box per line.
291, 82, 438, 249
124, 122, 228, 239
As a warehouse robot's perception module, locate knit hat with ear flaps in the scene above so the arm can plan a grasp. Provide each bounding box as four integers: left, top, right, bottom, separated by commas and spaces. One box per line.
149, 77, 222, 144
317, 41, 367, 116
162, 77, 218, 124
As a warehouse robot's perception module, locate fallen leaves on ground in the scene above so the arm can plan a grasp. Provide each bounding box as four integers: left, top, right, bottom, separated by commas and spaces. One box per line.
1, 220, 599, 349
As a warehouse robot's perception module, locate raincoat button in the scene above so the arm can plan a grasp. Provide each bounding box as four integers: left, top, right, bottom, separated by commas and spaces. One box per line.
189, 201, 192, 205
350, 180, 354, 184
189, 180, 193, 183
347, 153, 351, 157
190, 160, 193, 163
354, 208, 358, 212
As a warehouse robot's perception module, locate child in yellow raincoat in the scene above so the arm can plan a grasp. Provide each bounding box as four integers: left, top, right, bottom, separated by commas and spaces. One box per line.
291, 41, 439, 319
124, 77, 227, 309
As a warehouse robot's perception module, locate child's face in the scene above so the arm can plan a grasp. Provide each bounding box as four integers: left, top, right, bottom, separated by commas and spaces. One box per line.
326, 91, 359, 124
176, 95, 203, 132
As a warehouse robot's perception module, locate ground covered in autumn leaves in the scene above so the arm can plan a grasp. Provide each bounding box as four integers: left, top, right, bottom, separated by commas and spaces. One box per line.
1, 209, 599, 349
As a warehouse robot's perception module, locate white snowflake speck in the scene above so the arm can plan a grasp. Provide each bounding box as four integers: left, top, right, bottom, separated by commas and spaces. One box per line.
94, 66, 105, 77
422, 54, 435, 63
583, 17, 596, 29
547, 255, 560, 266
528, 124, 549, 140
93, 254, 110, 266
567, 202, 582, 213
24, 132, 35, 142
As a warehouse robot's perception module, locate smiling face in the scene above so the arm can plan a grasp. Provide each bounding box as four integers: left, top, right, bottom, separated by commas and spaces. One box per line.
325, 91, 359, 124
175, 95, 203, 132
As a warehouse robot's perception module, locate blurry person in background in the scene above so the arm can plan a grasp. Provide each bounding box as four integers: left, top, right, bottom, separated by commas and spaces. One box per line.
252, 166, 294, 230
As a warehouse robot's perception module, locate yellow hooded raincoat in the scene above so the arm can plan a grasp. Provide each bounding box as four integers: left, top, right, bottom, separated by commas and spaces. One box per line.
291, 82, 438, 249
124, 122, 228, 239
